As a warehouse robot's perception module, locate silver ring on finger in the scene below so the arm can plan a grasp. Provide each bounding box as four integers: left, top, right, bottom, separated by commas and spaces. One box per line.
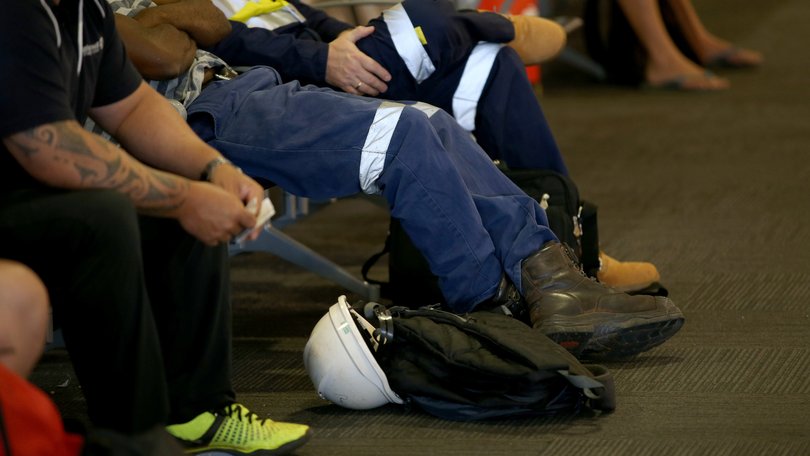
355, 81, 363, 90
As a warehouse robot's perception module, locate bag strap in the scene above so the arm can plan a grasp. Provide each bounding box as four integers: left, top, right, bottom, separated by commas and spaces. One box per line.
360, 234, 393, 298
559, 364, 616, 412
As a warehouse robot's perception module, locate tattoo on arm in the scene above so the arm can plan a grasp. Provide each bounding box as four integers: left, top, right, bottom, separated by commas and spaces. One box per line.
8, 121, 189, 215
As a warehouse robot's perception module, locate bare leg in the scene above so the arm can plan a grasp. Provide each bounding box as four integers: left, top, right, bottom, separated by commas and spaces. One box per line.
0, 260, 48, 377
353, 4, 386, 25
665, 0, 763, 67
617, 0, 728, 89
308, 0, 358, 25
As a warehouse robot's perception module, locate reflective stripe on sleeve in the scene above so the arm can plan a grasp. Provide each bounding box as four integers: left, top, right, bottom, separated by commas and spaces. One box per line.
213, 0, 304, 30
359, 102, 405, 194
383, 4, 436, 83
452, 42, 502, 131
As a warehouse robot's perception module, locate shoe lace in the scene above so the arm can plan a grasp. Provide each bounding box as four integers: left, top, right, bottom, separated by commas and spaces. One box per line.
220, 403, 269, 426
561, 243, 599, 283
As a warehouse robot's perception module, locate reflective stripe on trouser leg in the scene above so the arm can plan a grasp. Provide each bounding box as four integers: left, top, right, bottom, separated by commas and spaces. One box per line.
472, 47, 569, 175
360, 101, 405, 194
408, 101, 441, 118
359, 101, 440, 194
383, 3, 436, 83
452, 42, 503, 132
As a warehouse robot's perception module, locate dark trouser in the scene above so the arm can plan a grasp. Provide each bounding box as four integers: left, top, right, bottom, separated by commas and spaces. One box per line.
357, 0, 569, 174
187, 67, 557, 311
0, 187, 233, 433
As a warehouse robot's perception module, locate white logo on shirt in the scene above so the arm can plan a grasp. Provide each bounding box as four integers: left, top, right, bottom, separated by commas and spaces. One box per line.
82, 37, 104, 57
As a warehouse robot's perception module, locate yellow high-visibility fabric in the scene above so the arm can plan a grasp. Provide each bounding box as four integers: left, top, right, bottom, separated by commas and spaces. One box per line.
230, 0, 290, 23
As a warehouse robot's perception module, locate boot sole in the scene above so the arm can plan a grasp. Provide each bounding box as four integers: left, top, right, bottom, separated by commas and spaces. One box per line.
537, 310, 685, 361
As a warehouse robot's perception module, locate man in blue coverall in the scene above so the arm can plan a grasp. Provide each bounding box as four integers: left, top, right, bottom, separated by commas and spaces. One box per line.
161, 0, 664, 291
111, 0, 685, 363
138, 0, 571, 172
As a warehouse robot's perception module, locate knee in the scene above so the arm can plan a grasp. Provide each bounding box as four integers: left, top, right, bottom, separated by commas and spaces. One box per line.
71, 190, 140, 249
403, 104, 463, 145
0, 260, 49, 323
0, 260, 49, 376
393, 106, 440, 150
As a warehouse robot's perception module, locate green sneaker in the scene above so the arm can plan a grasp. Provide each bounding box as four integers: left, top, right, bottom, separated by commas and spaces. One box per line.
166, 403, 310, 455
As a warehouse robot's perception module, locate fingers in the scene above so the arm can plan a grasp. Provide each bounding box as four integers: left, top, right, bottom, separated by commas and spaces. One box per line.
347, 61, 391, 96
183, 182, 258, 246
348, 25, 376, 41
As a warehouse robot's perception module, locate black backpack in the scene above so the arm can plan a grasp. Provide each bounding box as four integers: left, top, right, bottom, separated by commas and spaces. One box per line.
362, 168, 599, 307
364, 304, 615, 421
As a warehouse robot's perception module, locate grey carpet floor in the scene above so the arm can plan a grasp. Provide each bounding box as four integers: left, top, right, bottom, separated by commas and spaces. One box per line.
32, 0, 810, 454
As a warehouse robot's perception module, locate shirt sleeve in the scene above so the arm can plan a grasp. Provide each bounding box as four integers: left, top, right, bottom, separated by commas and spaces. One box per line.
204, 21, 331, 86
0, 0, 76, 138
0, 0, 142, 139
91, 0, 143, 108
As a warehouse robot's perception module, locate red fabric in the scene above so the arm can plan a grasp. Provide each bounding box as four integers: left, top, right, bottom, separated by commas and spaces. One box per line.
0, 364, 84, 456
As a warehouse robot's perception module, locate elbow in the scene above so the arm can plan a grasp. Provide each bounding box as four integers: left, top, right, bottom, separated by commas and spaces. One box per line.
129, 52, 190, 80
197, 22, 233, 48
143, 59, 186, 80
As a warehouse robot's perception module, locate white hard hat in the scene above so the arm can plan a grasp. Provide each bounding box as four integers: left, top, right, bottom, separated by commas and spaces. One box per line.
303, 296, 404, 409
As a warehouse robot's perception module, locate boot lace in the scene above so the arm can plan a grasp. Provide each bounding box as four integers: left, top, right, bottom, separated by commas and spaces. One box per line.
561, 243, 599, 283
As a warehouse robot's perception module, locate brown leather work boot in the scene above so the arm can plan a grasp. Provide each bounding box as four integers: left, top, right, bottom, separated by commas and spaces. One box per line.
477, 11, 567, 65
503, 14, 567, 66
597, 251, 661, 293
521, 241, 684, 360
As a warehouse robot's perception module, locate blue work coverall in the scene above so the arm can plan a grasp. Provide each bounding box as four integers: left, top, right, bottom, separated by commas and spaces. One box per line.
186, 66, 558, 311
205, 0, 569, 174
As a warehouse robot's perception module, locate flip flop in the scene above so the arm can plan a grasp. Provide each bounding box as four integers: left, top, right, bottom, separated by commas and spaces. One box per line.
705, 46, 763, 69
642, 70, 728, 92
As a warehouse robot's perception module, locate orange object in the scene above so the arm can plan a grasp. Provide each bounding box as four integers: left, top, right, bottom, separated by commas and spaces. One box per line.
0, 363, 84, 456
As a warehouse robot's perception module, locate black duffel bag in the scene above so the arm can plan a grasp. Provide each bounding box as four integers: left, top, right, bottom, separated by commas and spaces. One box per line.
369, 305, 615, 421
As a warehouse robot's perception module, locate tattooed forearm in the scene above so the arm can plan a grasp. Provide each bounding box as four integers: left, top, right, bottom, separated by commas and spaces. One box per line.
7, 121, 189, 214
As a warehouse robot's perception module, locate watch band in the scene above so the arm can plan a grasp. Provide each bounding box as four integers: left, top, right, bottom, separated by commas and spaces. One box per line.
200, 157, 233, 181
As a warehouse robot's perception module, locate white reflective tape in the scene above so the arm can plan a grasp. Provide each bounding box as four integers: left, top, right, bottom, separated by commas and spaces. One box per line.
410, 102, 440, 118
213, 0, 303, 30
383, 4, 435, 83
243, 6, 302, 30
213, 0, 247, 22
452, 42, 502, 131
359, 102, 405, 194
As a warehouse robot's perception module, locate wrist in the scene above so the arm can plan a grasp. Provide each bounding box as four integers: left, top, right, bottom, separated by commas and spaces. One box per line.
200, 157, 240, 181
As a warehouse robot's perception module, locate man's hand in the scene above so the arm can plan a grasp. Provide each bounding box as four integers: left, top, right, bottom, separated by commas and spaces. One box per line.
326, 26, 392, 96
178, 182, 258, 246
208, 163, 266, 242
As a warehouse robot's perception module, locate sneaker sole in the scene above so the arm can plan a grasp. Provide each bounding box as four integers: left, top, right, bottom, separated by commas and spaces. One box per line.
189, 429, 312, 456
537, 309, 685, 361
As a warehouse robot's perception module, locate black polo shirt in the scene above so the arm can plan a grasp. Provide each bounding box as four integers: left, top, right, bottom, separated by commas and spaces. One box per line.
0, 0, 142, 190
